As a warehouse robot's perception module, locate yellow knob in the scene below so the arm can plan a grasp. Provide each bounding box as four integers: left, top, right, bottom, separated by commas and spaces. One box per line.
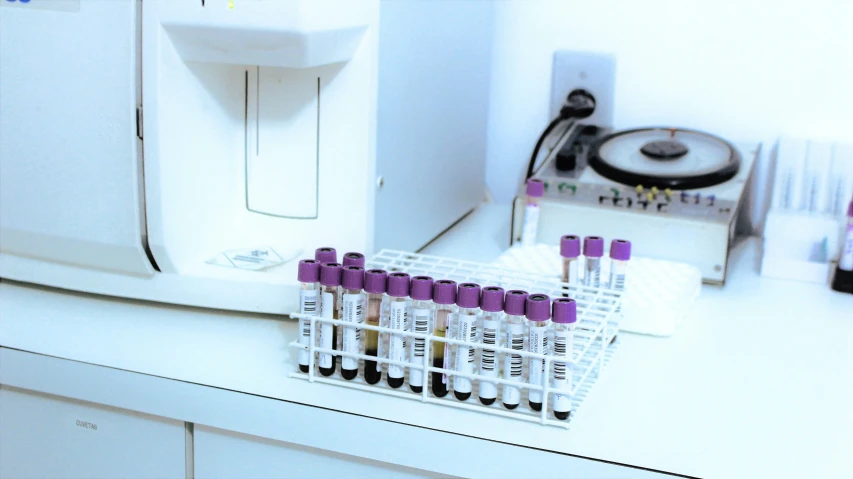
635, 185, 644, 194
650, 186, 659, 195
229, 0, 234, 8
664, 188, 673, 198
646, 192, 654, 201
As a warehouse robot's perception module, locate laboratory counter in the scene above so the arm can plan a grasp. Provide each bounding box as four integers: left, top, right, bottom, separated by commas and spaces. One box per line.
1, 204, 851, 478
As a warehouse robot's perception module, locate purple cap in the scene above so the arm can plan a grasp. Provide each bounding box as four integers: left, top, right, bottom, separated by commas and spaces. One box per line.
610, 239, 632, 261
583, 236, 604, 258
315, 247, 337, 264
297, 259, 320, 283
433, 280, 457, 305
342, 252, 365, 268
481, 286, 505, 312
457, 283, 481, 309
320, 262, 342, 287
504, 290, 528, 315
364, 269, 387, 294
526, 179, 545, 197
387, 272, 411, 298
560, 235, 581, 259
410, 276, 434, 301
341, 266, 364, 290
525, 294, 551, 321
552, 298, 577, 324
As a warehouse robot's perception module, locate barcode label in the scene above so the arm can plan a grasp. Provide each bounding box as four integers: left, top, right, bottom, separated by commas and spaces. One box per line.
502, 321, 525, 405
528, 324, 548, 403
342, 293, 363, 371
453, 313, 477, 394
585, 264, 601, 288
611, 273, 626, 291
552, 328, 572, 414
297, 289, 318, 366
319, 292, 335, 368
481, 325, 497, 372
411, 308, 430, 358
388, 301, 407, 379
553, 332, 568, 381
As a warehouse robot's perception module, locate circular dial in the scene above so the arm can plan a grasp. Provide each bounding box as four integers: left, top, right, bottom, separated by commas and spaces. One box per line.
588, 128, 740, 189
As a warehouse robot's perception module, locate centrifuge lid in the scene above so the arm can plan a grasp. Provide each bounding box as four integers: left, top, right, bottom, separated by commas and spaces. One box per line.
588, 127, 741, 190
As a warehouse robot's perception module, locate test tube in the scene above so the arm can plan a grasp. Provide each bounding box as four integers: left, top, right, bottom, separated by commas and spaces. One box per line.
560, 235, 581, 284
609, 239, 632, 314
342, 252, 365, 268
340, 266, 365, 380
319, 262, 343, 377
386, 272, 411, 389
521, 179, 545, 247
297, 259, 321, 373
551, 298, 576, 420
409, 276, 434, 393
315, 247, 337, 264
478, 286, 505, 405
502, 290, 528, 410
431, 280, 457, 398
526, 293, 551, 411
453, 283, 481, 401
583, 236, 604, 288
363, 269, 388, 384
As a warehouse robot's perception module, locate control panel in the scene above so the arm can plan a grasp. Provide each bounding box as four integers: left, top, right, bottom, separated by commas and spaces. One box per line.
536, 179, 737, 223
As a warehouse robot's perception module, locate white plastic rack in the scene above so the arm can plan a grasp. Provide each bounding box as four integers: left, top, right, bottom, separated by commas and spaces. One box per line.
288, 249, 623, 429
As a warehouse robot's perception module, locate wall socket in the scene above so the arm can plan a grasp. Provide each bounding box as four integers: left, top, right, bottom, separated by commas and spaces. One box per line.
550, 51, 616, 127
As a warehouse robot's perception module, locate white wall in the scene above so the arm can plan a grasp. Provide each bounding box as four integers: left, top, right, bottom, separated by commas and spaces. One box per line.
486, 0, 853, 232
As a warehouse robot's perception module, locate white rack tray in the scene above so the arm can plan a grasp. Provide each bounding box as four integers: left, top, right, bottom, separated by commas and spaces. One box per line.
289, 249, 623, 429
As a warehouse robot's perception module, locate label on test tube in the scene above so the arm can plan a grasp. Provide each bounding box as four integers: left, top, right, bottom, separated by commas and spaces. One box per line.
479, 317, 500, 400
567, 261, 579, 284
319, 292, 335, 369
410, 308, 430, 389
388, 302, 407, 380
298, 289, 318, 366
502, 322, 524, 405
521, 205, 540, 247
453, 313, 478, 394
552, 329, 572, 414
528, 325, 548, 404
585, 259, 601, 288
342, 293, 363, 371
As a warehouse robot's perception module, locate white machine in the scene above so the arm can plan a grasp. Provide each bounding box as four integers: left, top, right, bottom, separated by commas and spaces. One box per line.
0, 0, 494, 313
512, 124, 758, 284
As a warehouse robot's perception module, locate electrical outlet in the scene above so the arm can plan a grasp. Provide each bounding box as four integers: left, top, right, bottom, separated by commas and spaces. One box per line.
550, 51, 616, 127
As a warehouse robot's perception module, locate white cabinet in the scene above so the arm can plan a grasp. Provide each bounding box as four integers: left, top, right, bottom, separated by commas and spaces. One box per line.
0, 385, 186, 479
193, 424, 454, 479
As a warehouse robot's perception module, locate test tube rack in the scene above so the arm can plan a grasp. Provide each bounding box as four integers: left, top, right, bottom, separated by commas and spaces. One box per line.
289, 249, 623, 429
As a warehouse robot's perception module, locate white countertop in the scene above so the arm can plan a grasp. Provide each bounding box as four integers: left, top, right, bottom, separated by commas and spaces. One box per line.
2, 203, 852, 478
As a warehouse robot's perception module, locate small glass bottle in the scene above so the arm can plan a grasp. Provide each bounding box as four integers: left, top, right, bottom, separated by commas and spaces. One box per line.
478, 286, 504, 405
453, 283, 481, 401
315, 247, 337, 264
340, 266, 365, 380
342, 252, 365, 268
386, 272, 411, 389
502, 290, 528, 410
431, 280, 457, 398
526, 293, 551, 411
583, 236, 604, 288
560, 235, 581, 284
521, 179, 545, 247
297, 259, 321, 373
408, 276, 434, 393
318, 262, 343, 377
551, 298, 577, 420
362, 269, 387, 384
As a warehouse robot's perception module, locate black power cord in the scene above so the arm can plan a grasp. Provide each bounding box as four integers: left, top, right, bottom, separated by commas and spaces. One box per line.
525, 89, 596, 179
